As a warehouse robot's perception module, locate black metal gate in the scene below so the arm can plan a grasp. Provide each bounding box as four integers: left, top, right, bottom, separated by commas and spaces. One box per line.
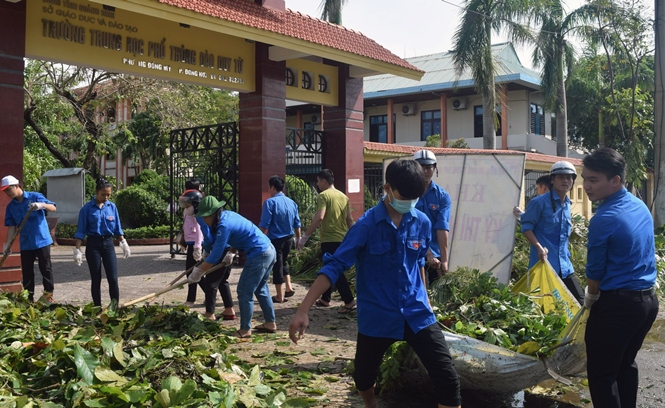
285, 128, 323, 211
169, 122, 238, 256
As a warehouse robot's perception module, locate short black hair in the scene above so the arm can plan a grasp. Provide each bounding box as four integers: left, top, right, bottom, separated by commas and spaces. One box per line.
96, 177, 113, 191
583, 147, 626, 183
536, 175, 550, 186
317, 169, 334, 185
185, 178, 201, 191
385, 160, 427, 200
269, 175, 285, 191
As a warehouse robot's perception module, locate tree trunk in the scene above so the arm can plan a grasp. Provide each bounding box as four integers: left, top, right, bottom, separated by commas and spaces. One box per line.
556, 78, 568, 157
653, 0, 665, 225
483, 92, 496, 150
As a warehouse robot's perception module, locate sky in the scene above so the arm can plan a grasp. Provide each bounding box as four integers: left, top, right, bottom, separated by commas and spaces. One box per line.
284, 0, 587, 70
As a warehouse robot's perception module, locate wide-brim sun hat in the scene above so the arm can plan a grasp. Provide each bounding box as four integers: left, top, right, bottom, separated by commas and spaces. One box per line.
197, 196, 226, 217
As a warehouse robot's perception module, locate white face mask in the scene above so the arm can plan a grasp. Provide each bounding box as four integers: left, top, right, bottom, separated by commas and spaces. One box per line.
388, 189, 418, 214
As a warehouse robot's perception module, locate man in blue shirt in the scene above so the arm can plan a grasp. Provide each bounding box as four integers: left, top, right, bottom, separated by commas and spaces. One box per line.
582, 148, 658, 408
289, 160, 461, 408
259, 176, 301, 303
413, 150, 452, 285
2, 175, 57, 303
189, 196, 277, 338
520, 161, 584, 304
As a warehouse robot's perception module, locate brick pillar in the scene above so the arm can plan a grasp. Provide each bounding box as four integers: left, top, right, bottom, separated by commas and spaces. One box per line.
238, 43, 286, 224
0, 1, 26, 292
322, 62, 364, 220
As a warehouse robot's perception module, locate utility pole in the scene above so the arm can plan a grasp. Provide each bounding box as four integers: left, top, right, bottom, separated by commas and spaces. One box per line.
653, 0, 665, 226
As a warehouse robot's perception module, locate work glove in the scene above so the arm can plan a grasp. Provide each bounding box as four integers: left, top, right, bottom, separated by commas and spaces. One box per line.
221, 252, 236, 266
296, 234, 309, 250
30, 202, 46, 211
73, 248, 83, 266
2, 242, 9, 256
119, 240, 131, 259
513, 206, 524, 219
188, 266, 205, 284
584, 286, 600, 309
193, 247, 202, 261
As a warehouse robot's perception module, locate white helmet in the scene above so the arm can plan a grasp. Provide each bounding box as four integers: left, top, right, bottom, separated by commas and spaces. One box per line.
550, 161, 577, 181
413, 150, 437, 166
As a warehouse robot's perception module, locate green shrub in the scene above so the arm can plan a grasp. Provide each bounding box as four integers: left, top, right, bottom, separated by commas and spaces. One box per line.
56, 223, 78, 239
115, 186, 168, 228
124, 225, 170, 239
285, 175, 317, 213
131, 169, 170, 203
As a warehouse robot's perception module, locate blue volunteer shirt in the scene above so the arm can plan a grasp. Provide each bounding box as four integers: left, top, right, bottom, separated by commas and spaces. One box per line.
74, 198, 124, 240
318, 200, 435, 339
415, 181, 451, 258
258, 192, 301, 240
587, 187, 656, 291
205, 210, 271, 264
4, 191, 55, 250
521, 192, 574, 278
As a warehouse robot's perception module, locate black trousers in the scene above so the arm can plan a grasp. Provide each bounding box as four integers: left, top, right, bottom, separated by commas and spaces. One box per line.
585, 288, 659, 408
562, 274, 585, 305
354, 322, 461, 407
271, 235, 293, 285
185, 244, 198, 303
199, 248, 234, 314
319, 242, 354, 304
20, 245, 54, 301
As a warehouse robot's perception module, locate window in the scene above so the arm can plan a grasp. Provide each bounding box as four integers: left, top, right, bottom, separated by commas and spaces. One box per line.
473, 105, 502, 138
420, 110, 441, 141
369, 115, 396, 143
531, 103, 545, 135
285, 68, 296, 87
302, 71, 312, 90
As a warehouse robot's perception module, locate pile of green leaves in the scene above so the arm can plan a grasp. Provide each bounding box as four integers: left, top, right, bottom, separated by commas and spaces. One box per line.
431, 268, 568, 357
0, 292, 313, 407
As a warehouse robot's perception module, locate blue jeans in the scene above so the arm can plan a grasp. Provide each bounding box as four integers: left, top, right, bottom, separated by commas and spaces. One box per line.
85, 236, 119, 307
236, 244, 276, 331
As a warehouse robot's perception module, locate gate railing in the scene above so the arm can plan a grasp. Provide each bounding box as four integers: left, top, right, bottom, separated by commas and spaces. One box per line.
285, 128, 323, 212
169, 122, 238, 256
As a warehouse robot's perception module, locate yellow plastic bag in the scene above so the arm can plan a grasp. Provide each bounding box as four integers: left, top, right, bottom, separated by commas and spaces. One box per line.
511, 260, 581, 322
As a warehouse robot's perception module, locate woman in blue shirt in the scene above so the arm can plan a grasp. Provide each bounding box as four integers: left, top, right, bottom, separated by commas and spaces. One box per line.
74, 178, 131, 307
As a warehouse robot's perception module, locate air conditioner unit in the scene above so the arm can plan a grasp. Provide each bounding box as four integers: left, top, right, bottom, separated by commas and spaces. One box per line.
401, 104, 417, 116
452, 98, 467, 110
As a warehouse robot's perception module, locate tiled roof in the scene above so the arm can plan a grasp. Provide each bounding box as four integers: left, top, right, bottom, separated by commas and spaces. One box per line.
157, 0, 421, 72
363, 142, 583, 166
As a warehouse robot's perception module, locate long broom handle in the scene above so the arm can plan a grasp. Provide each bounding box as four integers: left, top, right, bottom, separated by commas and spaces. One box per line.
0, 207, 35, 268
121, 262, 226, 308
167, 260, 203, 287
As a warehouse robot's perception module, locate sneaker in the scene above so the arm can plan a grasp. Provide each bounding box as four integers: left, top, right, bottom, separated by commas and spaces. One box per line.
38, 293, 56, 305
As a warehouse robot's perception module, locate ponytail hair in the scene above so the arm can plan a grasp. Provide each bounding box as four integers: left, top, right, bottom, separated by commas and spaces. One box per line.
96, 177, 113, 191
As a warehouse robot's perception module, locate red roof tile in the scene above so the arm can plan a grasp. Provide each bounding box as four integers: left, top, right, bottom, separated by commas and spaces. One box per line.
363, 142, 583, 166
157, 0, 421, 72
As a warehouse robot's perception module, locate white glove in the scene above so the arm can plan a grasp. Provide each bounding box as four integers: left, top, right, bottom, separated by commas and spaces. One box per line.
193, 247, 202, 261
221, 252, 236, 266
513, 206, 524, 219
73, 248, 83, 266
30, 202, 46, 210
188, 266, 205, 284
296, 234, 309, 250
119, 240, 131, 259
2, 242, 9, 255
584, 286, 600, 309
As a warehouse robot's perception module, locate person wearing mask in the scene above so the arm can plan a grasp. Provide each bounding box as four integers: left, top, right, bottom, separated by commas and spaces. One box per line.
259, 175, 301, 303
179, 188, 204, 307
74, 178, 130, 307
582, 148, 659, 408
289, 160, 461, 408
413, 150, 452, 285
2, 175, 57, 303
520, 161, 584, 304
297, 169, 356, 314
188, 196, 276, 337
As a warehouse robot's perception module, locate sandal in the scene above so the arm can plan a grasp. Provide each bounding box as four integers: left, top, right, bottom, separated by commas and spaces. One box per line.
253, 324, 277, 334
233, 330, 252, 339
284, 290, 296, 298
221, 314, 236, 321
272, 296, 289, 303
315, 299, 330, 307
338, 304, 357, 314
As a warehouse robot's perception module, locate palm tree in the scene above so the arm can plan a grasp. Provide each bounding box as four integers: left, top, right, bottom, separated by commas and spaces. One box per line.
452, 0, 532, 149
319, 0, 347, 25
531, 0, 587, 157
